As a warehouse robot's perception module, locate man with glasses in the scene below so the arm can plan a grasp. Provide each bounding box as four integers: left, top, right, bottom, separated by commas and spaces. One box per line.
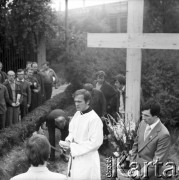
16, 69, 31, 119
128, 100, 170, 180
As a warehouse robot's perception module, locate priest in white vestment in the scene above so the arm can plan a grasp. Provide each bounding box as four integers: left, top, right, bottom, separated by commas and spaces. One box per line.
63, 89, 103, 180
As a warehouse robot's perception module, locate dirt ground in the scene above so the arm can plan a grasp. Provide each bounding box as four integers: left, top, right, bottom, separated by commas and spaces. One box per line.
47, 152, 108, 180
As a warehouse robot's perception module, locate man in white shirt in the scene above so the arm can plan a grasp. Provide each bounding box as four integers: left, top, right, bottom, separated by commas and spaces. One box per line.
62, 89, 103, 180
10, 134, 66, 180
129, 100, 170, 180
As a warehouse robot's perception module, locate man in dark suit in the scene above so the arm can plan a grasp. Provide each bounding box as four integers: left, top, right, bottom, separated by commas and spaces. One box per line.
32, 62, 46, 104
114, 74, 144, 117
94, 71, 117, 140
3, 71, 23, 126
129, 100, 170, 180
16, 69, 31, 119
83, 83, 106, 117
0, 82, 11, 129
25, 68, 40, 112
95, 71, 117, 115
0, 61, 7, 84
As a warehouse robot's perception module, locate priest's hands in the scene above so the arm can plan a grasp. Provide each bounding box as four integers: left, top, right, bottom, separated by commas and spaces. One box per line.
59, 141, 71, 155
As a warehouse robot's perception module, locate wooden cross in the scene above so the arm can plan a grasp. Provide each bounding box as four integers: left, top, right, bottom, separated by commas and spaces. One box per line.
87, 0, 179, 130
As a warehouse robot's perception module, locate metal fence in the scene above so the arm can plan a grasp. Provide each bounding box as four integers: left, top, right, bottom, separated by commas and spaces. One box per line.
0, 39, 37, 73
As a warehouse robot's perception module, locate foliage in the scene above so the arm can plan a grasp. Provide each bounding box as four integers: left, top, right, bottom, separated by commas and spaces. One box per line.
0, 91, 71, 157
144, 0, 179, 33
142, 0, 179, 126
103, 113, 136, 153
47, 7, 126, 90
0, 0, 57, 52
141, 50, 179, 126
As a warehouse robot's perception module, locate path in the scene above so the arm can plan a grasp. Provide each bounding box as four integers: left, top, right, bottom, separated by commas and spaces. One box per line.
51, 83, 69, 97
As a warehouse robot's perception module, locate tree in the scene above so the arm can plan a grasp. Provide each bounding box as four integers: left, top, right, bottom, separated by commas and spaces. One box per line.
0, 0, 57, 54
47, 8, 126, 87
142, 0, 179, 126
144, 0, 179, 33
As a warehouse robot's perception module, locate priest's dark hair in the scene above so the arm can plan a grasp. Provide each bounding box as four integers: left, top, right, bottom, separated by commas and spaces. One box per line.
25, 134, 51, 167
73, 89, 91, 103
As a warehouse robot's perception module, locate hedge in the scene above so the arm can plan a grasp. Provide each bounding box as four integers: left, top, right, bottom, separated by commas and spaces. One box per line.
0, 91, 72, 157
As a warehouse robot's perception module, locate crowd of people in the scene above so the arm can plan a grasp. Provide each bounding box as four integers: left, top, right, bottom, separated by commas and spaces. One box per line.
11, 88, 170, 180
2, 67, 171, 180
0, 61, 58, 130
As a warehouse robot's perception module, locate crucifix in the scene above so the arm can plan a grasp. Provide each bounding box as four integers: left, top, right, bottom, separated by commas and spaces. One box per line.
87, 0, 179, 130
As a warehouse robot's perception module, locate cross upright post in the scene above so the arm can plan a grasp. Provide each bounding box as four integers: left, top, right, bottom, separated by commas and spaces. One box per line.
125, 0, 144, 130
87, 0, 179, 130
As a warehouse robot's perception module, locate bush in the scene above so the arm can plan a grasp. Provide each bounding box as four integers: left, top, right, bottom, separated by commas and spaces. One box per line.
0, 91, 71, 158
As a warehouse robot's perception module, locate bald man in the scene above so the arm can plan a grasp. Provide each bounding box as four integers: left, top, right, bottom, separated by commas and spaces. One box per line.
35, 109, 69, 161
3, 71, 23, 126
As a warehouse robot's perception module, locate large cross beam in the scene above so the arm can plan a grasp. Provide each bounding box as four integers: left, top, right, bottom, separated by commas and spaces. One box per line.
87, 0, 179, 130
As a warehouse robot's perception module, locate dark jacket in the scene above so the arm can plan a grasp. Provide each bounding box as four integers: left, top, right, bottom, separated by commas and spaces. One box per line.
0, 71, 7, 84
0, 83, 11, 114
36, 109, 69, 161
3, 80, 23, 107
33, 71, 46, 104
16, 79, 31, 106
90, 88, 106, 117
99, 81, 117, 114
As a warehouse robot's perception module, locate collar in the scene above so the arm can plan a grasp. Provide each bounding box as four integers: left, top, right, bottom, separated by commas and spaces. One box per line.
17, 78, 24, 82
148, 118, 160, 131
117, 86, 125, 93
8, 80, 15, 84
29, 164, 48, 172
80, 107, 92, 115
122, 86, 125, 91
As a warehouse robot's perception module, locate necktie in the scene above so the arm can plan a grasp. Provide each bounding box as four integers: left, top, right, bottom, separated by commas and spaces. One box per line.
144, 126, 151, 141
119, 91, 124, 112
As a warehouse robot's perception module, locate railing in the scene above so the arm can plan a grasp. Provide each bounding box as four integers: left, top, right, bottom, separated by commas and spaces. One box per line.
0, 40, 37, 73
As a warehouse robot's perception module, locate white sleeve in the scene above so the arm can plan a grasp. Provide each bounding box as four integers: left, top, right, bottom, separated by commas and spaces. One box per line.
65, 112, 78, 142
70, 117, 103, 157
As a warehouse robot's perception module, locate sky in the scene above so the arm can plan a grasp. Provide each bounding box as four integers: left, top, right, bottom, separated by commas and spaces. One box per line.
51, 0, 121, 11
